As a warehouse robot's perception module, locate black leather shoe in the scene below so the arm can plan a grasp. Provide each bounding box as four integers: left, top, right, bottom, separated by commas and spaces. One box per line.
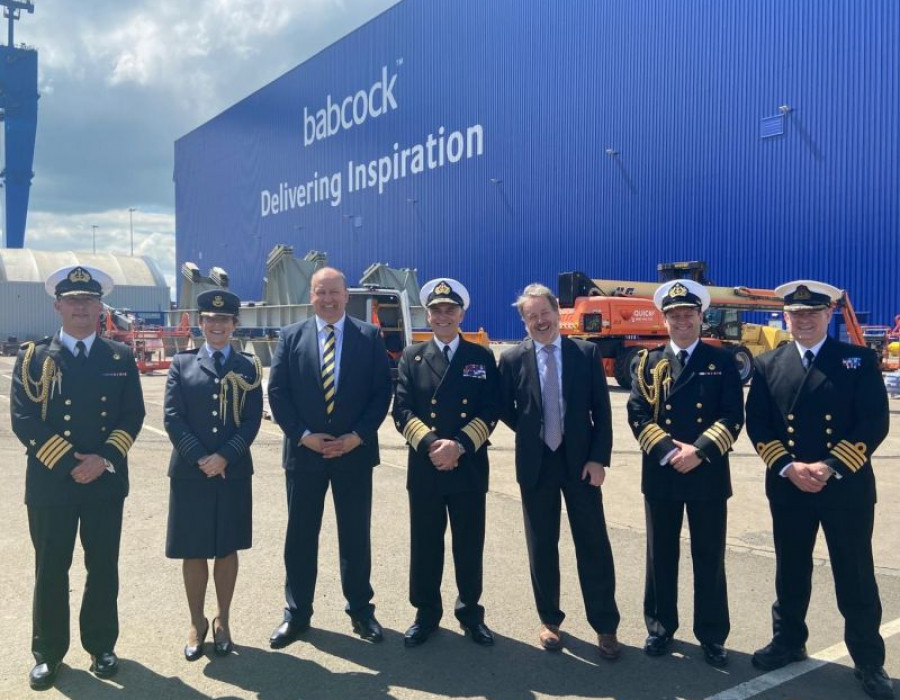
460, 622, 494, 646
751, 641, 807, 671
28, 661, 61, 690
89, 651, 119, 679
213, 617, 234, 657
701, 642, 729, 667
184, 618, 209, 662
269, 620, 309, 649
644, 634, 673, 657
855, 666, 895, 700
352, 615, 384, 643
403, 621, 438, 647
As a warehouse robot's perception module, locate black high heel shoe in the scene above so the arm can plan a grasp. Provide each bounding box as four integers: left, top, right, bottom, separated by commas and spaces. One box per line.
213, 617, 234, 656
184, 618, 209, 662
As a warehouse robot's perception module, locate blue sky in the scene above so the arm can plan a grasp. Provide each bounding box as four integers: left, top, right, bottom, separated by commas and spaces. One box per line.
18, 0, 399, 290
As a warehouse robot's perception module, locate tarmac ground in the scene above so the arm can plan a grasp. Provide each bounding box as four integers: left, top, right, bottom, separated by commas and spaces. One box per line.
0, 350, 898, 700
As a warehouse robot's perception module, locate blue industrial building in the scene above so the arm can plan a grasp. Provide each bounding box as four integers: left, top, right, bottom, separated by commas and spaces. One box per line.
174, 0, 899, 339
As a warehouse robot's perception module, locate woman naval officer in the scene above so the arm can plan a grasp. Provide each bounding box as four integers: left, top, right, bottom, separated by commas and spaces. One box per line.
163, 289, 263, 660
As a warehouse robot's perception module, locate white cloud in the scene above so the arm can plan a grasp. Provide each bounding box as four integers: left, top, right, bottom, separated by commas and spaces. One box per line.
13, 0, 399, 304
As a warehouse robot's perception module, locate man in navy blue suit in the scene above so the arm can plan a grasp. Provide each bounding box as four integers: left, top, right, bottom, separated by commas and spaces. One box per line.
267, 267, 392, 646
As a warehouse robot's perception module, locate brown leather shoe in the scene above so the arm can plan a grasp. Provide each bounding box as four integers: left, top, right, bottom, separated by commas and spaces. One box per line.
539, 624, 563, 651
598, 633, 622, 661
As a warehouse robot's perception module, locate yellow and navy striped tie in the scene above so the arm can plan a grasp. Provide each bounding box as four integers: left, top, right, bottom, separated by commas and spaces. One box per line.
321, 324, 336, 415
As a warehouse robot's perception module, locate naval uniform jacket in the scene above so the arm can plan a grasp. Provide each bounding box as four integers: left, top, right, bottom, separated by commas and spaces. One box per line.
628, 342, 744, 501
393, 337, 500, 495
163, 348, 263, 479
746, 337, 888, 508
10, 334, 145, 507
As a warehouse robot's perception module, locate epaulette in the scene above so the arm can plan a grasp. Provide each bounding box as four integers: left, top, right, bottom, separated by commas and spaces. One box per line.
175, 347, 201, 355
240, 350, 255, 357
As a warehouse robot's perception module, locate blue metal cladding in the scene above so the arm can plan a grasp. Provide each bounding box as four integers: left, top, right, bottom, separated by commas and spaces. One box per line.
0, 44, 38, 249
174, 0, 900, 339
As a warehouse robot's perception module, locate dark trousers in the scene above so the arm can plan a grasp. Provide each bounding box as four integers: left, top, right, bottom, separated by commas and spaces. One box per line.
27, 499, 124, 664
520, 446, 620, 634
408, 488, 486, 627
770, 501, 884, 667
643, 498, 729, 644
283, 462, 374, 623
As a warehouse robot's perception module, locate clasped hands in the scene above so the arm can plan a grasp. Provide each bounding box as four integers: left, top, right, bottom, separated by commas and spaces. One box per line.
198, 453, 228, 478
301, 432, 362, 459
786, 461, 834, 493
669, 440, 703, 473
429, 439, 460, 471
70, 452, 107, 484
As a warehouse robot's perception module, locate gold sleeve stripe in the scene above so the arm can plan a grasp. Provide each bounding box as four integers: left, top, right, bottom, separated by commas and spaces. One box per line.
756, 440, 790, 469
36, 435, 73, 470
461, 418, 490, 451
402, 418, 432, 451
830, 440, 866, 472
106, 429, 135, 458
638, 424, 669, 453
702, 423, 734, 455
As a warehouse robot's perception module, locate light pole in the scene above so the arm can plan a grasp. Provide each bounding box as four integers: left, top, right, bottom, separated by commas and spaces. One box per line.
91, 225, 98, 253
128, 207, 136, 255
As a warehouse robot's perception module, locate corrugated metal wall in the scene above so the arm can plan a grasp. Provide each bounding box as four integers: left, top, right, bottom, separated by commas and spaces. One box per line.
175, 0, 899, 339
0, 283, 171, 341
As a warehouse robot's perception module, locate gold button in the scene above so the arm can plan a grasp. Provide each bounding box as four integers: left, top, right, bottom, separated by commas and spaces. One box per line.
430, 412, 436, 418
787, 414, 794, 421
212, 394, 218, 399
212, 427, 218, 433
64, 430, 71, 437
462, 399, 468, 405
788, 440, 795, 446
65, 399, 72, 406
460, 412, 467, 418
787, 426, 794, 433
696, 403, 703, 409
665, 404, 672, 410
665, 419, 672, 425
431, 399, 437, 405
212, 411, 218, 417
100, 411, 107, 417
827, 442, 833, 448
826, 428, 833, 435
64, 415, 71, 421
101, 396, 107, 402
825, 414, 832, 421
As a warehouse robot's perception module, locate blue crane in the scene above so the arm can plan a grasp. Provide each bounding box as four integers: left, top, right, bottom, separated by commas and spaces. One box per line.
0, 0, 36, 248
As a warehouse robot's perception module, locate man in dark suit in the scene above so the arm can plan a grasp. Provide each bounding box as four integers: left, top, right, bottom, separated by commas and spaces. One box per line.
267, 267, 392, 646
392, 278, 500, 647
10, 265, 145, 690
627, 280, 744, 667
497, 283, 621, 659
747, 280, 892, 700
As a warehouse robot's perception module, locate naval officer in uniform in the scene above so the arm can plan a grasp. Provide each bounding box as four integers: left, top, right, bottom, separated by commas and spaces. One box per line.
164, 289, 263, 660
392, 278, 500, 647
627, 280, 744, 666
10, 265, 145, 690
746, 280, 892, 700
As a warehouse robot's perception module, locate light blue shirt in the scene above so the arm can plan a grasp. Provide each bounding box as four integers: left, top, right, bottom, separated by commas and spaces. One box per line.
59, 330, 96, 357
203, 343, 232, 361
533, 335, 565, 422
433, 334, 460, 362
316, 314, 346, 392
